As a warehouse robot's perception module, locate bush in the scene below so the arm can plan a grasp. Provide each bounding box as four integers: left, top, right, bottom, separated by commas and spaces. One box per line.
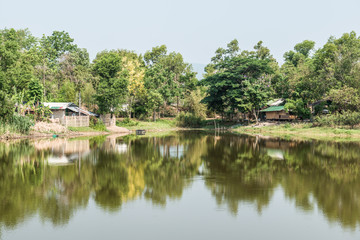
117, 118, 139, 127
314, 111, 360, 128
89, 117, 107, 131
284, 99, 311, 119
0, 115, 34, 134
0, 91, 15, 121
176, 112, 204, 128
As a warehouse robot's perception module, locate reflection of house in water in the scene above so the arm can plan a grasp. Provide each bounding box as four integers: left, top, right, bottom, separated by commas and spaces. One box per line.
262, 139, 296, 160
265, 148, 284, 160
116, 143, 128, 153
103, 135, 129, 154
35, 139, 91, 165
159, 145, 186, 159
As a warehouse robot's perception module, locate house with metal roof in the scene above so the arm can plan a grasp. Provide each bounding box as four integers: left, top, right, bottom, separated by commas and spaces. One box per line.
43, 102, 97, 119
260, 105, 296, 120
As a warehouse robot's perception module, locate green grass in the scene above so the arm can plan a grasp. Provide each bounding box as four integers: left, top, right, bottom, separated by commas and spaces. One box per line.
68, 126, 105, 132
234, 123, 360, 142
117, 119, 177, 131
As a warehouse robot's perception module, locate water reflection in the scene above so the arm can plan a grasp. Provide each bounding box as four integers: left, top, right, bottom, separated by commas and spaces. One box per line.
1, 132, 360, 232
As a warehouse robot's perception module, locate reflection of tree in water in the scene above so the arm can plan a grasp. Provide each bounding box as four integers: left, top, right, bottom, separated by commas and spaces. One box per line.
93, 150, 129, 211
0, 132, 203, 229
2, 133, 360, 230
203, 134, 360, 229
126, 132, 204, 206
203, 135, 280, 214
0, 141, 43, 228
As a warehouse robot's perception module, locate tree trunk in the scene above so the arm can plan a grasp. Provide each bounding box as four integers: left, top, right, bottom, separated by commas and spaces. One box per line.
253, 109, 259, 124
78, 90, 81, 116
43, 63, 46, 100
177, 96, 179, 114
128, 98, 132, 119
152, 111, 156, 122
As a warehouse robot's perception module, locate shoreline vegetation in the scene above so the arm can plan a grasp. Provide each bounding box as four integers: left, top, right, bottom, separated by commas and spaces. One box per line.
4, 117, 360, 142
233, 122, 360, 141
3, 29, 360, 141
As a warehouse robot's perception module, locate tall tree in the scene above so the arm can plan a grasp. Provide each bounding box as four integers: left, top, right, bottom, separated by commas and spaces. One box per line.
203, 40, 275, 121
92, 51, 128, 115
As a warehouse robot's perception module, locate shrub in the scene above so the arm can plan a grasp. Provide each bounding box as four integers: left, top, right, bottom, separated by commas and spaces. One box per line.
0, 91, 15, 121
117, 118, 139, 127
89, 117, 107, 131
176, 112, 204, 128
314, 111, 360, 128
184, 89, 207, 119
284, 99, 311, 119
0, 115, 34, 134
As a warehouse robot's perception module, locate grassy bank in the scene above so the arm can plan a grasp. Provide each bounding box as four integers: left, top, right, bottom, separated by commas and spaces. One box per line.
116, 118, 236, 131
234, 123, 360, 141
117, 119, 177, 131
67, 126, 106, 132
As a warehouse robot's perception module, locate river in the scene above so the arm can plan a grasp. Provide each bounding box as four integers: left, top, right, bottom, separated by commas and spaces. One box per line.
0, 131, 359, 239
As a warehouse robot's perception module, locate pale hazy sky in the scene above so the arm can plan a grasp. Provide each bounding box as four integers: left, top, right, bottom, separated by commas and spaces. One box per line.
1, 0, 360, 65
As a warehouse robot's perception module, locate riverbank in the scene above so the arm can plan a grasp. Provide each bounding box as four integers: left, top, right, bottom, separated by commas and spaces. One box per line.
0, 121, 131, 140
117, 119, 182, 131
233, 122, 360, 141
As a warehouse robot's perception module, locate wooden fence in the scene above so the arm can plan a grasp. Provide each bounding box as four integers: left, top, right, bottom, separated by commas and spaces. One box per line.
60, 116, 89, 127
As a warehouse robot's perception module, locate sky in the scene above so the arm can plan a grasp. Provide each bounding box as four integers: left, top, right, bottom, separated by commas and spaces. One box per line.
1, 0, 360, 70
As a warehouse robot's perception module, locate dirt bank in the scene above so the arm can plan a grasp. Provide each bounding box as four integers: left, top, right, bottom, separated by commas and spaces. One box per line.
0, 121, 131, 140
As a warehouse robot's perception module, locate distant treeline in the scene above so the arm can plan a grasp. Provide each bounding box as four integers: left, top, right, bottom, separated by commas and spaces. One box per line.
1, 28, 360, 124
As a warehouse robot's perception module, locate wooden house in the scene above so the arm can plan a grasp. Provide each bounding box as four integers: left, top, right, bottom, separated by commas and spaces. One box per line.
260, 106, 296, 120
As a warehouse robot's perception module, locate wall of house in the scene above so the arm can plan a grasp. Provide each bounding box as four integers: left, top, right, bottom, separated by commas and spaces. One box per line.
51, 110, 65, 119
266, 111, 295, 120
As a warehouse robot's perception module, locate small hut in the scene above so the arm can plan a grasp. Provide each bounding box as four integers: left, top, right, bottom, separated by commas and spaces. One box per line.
43, 102, 97, 127
260, 106, 296, 120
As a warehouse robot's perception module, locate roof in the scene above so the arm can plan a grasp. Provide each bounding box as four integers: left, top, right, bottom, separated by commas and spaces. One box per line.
43, 102, 97, 116
260, 106, 285, 112
43, 102, 78, 109
266, 99, 285, 106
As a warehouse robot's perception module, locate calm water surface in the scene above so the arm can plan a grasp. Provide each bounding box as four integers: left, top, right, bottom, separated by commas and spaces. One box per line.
0, 131, 360, 239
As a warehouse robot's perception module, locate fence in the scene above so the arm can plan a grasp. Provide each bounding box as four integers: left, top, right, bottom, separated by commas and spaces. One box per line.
60, 116, 89, 127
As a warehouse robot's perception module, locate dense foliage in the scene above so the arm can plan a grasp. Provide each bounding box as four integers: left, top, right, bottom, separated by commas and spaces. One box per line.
2, 28, 360, 127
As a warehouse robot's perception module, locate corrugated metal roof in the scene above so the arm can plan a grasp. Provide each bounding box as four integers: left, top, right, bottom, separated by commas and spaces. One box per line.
43, 102, 97, 116
260, 106, 285, 112
266, 99, 284, 106
43, 102, 75, 109
67, 107, 79, 113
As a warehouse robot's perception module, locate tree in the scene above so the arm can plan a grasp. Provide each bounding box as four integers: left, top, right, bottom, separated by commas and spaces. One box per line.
144, 91, 163, 121
92, 51, 129, 115
38, 30, 78, 100
240, 76, 272, 123
184, 88, 207, 119
327, 85, 360, 112
0, 91, 15, 120
0, 28, 37, 95
58, 48, 92, 111
144, 45, 197, 116
203, 40, 275, 121
27, 79, 44, 103
122, 56, 145, 118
